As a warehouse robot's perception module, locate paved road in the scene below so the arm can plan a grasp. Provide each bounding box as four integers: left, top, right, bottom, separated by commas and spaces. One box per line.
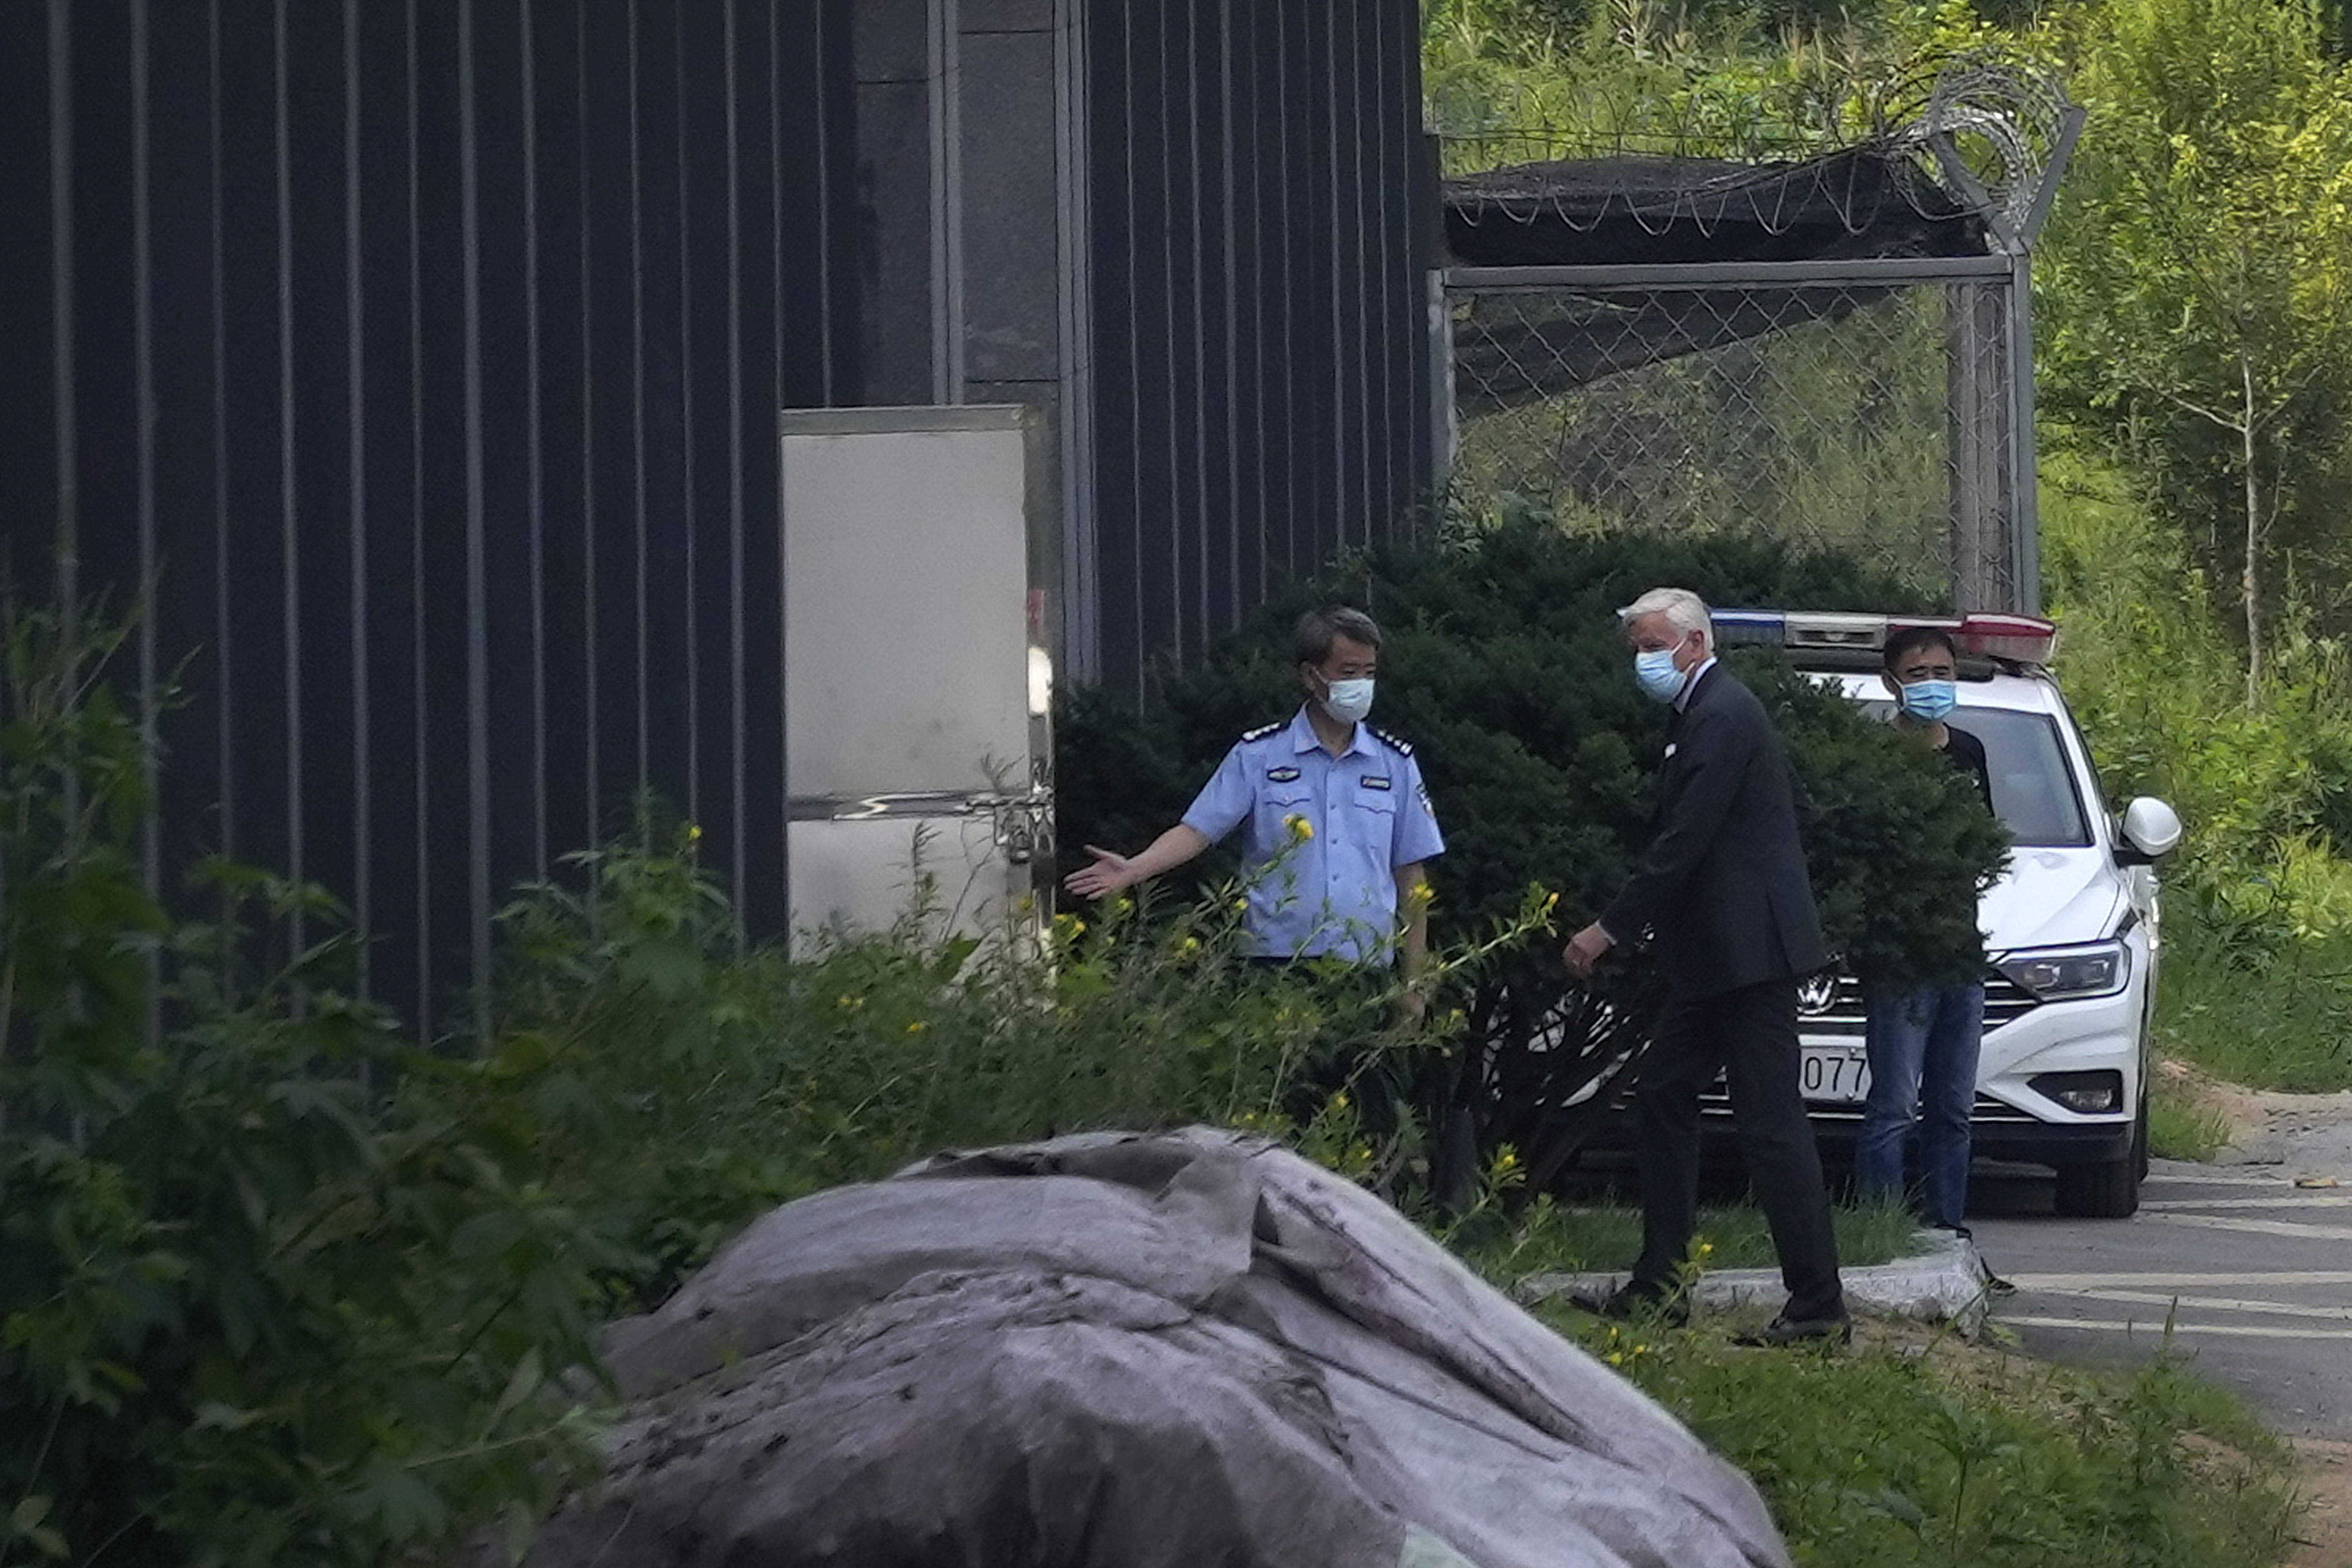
1970, 1158, 2352, 1439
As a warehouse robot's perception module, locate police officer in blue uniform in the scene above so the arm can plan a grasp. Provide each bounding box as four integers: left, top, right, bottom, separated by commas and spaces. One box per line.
1064, 606, 1443, 974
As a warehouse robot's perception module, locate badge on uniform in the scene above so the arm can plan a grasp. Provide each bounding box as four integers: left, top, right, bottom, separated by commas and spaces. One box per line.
1358, 774, 1392, 791
1267, 765, 1302, 783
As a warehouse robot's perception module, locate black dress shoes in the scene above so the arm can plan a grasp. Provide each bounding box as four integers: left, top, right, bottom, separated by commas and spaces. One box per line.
1733, 1312, 1852, 1347
1566, 1281, 1691, 1327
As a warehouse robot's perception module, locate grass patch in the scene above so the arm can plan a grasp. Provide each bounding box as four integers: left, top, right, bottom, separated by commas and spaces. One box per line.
2156, 911, 2352, 1093
1452, 1191, 1925, 1278
2148, 1068, 2236, 1162
1517, 1307, 2299, 1568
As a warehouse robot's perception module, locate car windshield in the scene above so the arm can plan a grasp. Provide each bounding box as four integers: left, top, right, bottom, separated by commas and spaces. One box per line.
1857, 702, 2092, 848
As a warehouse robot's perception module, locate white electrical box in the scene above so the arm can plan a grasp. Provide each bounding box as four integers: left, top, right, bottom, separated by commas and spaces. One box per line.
781, 407, 1054, 947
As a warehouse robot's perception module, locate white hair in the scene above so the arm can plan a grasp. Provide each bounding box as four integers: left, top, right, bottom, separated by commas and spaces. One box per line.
1618, 586, 1714, 651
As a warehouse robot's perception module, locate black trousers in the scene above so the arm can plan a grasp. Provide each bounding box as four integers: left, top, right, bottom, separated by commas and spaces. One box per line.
1629, 977, 1845, 1321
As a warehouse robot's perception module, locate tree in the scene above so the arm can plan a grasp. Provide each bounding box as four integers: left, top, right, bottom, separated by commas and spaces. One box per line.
2038, 0, 2352, 705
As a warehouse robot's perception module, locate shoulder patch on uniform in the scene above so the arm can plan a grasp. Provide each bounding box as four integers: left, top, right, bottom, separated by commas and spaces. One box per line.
1369, 725, 1414, 756
1266, 765, 1302, 783
1241, 721, 1283, 743
1358, 773, 1393, 791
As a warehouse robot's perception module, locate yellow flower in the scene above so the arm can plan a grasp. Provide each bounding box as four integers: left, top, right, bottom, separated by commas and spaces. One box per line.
906, 1020, 927, 1034
686, 822, 703, 842
1177, 935, 1202, 955
1494, 1149, 1519, 1172
1408, 880, 1435, 906
1543, 890, 1559, 910
1332, 1092, 1351, 1111
1283, 813, 1313, 841
836, 994, 864, 1011
1232, 897, 1249, 912
1605, 1351, 1624, 1367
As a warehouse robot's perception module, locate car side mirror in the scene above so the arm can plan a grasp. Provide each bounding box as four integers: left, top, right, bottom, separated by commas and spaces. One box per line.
2114, 797, 2182, 865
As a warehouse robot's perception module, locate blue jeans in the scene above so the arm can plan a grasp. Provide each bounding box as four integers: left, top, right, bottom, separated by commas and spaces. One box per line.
1855, 982, 1984, 1230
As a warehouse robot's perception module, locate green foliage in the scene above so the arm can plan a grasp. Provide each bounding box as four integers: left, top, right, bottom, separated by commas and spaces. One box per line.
1517, 1300, 2296, 1568
0, 592, 614, 1568
2042, 454, 2352, 1092
1062, 520, 2007, 986
2037, 0, 2352, 688
459, 813, 1560, 1308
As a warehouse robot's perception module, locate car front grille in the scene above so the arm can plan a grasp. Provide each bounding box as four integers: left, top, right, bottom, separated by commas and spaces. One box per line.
1793, 970, 2039, 1037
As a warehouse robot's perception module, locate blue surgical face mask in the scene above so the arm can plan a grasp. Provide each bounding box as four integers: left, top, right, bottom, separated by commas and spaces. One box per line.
1321, 677, 1375, 725
1633, 646, 1688, 704
1899, 678, 1958, 723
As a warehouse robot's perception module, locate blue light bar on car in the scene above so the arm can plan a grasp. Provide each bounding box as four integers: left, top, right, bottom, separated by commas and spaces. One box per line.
1710, 610, 1784, 646
1708, 608, 2059, 665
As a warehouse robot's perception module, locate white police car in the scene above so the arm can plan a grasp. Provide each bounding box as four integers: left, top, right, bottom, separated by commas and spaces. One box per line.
1713, 610, 2185, 1219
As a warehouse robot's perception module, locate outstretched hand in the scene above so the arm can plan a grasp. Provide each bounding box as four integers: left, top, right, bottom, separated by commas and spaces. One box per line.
1562, 921, 1613, 982
1063, 844, 1137, 900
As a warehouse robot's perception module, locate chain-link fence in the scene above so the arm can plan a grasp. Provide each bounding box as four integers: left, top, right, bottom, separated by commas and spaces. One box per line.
1439, 262, 2031, 612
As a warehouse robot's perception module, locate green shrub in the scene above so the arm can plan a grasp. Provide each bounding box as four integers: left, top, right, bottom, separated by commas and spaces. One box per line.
1057, 521, 2012, 1176
460, 822, 1556, 1308
0, 594, 614, 1568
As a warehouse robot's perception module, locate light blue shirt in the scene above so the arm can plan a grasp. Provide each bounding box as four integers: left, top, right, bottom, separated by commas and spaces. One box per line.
1181, 708, 1445, 963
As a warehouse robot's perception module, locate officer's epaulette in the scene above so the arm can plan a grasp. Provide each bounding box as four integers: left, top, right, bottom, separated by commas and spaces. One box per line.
1369, 725, 1414, 756
1240, 720, 1284, 743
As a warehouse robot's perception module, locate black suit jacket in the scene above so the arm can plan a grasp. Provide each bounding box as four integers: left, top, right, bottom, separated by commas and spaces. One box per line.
1601, 662, 1828, 998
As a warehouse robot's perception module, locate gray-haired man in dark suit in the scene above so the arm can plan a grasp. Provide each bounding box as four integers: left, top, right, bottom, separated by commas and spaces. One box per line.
1563, 586, 1848, 1345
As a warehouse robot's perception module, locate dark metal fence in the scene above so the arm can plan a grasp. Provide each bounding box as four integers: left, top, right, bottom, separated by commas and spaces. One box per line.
1, 0, 1434, 1025
1082, 0, 1436, 693
3, 0, 842, 1027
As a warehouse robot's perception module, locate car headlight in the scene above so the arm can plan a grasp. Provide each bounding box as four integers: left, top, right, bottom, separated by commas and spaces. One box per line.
1995, 940, 2131, 1000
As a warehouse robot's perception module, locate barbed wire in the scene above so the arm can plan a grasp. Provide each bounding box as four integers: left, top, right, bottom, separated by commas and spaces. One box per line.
1435, 50, 2078, 243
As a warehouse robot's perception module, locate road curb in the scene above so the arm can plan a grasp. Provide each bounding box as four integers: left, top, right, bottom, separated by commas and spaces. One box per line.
1516, 1229, 1998, 1338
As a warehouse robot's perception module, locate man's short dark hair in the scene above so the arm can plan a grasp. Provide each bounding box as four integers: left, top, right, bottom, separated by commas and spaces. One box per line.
1295, 606, 1383, 666
1883, 624, 1960, 670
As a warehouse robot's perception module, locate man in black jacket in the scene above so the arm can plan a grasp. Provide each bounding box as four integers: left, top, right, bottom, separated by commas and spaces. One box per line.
1563, 587, 1849, 1345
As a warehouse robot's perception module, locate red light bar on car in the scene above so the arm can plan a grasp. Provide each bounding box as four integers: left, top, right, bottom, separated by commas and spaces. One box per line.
1953, 613, 2059, 664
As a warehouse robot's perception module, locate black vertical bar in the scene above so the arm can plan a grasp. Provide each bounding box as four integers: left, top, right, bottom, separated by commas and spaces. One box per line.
458, 0, 491, 996
275, 0, 305, 912
1275, 0, 1299, 579
345, 0, 372, 974
522, 0, 548, 879
724, 0, 747, 929
0, 0, 56, 603
221, 1, 292, 889
764, 0, 790, 931
1157, 0, 1184, 662
672, 0, 700, 822
145, 0, 225, 915
49, 0, 77, 604
576, 0, 600, 846
287, 0, 361, 936
358, 0, 422, 1022
132, 0, 160, 982
1217, 0, 1241, 628
628, 0, 650, 793
210, 0, 235, 861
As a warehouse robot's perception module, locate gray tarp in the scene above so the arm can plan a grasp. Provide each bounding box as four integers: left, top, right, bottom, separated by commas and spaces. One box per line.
520, 1129, 1794, 1568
